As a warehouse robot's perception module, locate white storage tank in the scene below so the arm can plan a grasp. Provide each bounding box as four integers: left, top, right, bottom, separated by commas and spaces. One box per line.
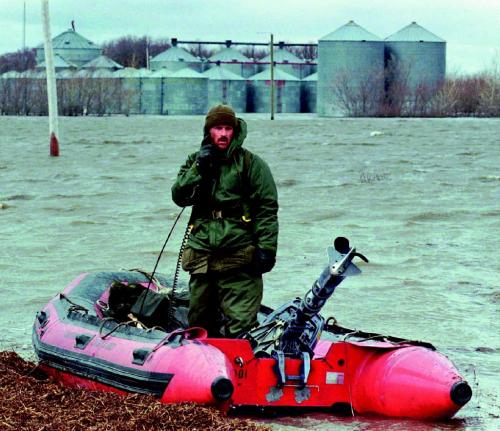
202, 64, 247, 113
260, 44, 306, 78
317, 20, 384, 116
163, 68, 208, 115
384, 22, 446, 92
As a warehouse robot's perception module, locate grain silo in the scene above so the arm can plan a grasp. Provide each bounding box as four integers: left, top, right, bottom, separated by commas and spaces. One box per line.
301, 72, 317, 113
151, 69, 172, 115
208, 44, 256, 78
261, 44, 305, 78
318, 20, 384, 116
163, 68, 208, 115
35, 28, 101, 68
150, 43, 202, 72
113, 68, 142, 114
384, 22, 446, 92
202, 64, 246, 113
247, 68, 301, 113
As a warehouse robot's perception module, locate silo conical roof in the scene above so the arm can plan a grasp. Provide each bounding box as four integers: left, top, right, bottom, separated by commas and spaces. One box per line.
36, 54, 77, 69
261, 48, 304, 63
209, 47, 249, 62
385, 22, 445, 42
202, 66, 244, 80
82, 55, 123, 69
151, 46, 201, 63
249, 68, 300, 81
170, 67, 207, 78
320, 20, 381, 42
36, 28, 100, 49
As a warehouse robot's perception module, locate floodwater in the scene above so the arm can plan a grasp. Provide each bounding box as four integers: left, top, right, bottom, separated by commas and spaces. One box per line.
1, 115, 499, 430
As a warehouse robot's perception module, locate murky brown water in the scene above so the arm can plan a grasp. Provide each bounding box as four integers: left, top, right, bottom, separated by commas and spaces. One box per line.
1, 115, 498, 430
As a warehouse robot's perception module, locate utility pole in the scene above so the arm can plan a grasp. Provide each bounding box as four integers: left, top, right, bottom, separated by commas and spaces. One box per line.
270, 33, 274, 120
22, 1, 26, 51
41, 0, 60, 156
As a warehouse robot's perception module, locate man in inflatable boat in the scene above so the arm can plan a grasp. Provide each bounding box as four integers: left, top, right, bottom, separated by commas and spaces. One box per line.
172, 105, 279, 338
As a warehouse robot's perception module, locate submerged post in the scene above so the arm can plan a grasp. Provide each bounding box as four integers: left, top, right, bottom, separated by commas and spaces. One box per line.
41, 0, 60, 156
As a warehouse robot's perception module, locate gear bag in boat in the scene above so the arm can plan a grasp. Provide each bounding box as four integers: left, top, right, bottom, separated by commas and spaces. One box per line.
104, 280, 189, 330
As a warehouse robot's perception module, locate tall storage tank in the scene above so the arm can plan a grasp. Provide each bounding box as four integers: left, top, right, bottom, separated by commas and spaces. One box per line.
247, 68, 301, 113
150, 44, 202, 72
151, 69, 173, 115
208, 46, 256, 78
137, 69, 162, 115
35, 28, 101, 67
202, 65, 246, 113
301, 72, 317, 113
163, 68, 208, 115
384, 22, 446, 92
113, 67, 142, 114
317, 20, 384, 116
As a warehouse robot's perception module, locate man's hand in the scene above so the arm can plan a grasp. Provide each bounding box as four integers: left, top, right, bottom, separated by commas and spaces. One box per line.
196, 139, 219, 178
252, 248, 276, 274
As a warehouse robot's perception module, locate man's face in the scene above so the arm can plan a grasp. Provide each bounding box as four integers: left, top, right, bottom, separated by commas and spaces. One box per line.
210, 125, 234, 151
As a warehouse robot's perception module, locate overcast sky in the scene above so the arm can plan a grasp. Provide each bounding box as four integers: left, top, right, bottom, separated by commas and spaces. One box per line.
1, 0, 498, 74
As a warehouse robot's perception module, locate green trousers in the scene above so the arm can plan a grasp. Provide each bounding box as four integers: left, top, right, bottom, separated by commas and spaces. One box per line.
188, 269, 263, 338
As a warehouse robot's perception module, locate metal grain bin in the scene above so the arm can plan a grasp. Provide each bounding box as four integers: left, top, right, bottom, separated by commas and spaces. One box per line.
163, 68, 208, 115
208, 47, 256, 78
35, 28, 101, 68
247, 68, 301, 113
318, 20, 384, 116
384, 22, 446, 92
150, 46, 202, 72
202, 65, 246, 113
113, 68, 142, 115
261, 46, 305, 78
301, 72, 317, 113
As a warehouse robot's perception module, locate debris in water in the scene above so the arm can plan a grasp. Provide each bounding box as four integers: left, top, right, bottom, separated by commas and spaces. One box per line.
0, 351, 270, 431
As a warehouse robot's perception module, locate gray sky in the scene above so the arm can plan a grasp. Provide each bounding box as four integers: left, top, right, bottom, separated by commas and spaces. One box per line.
1, 0, 499, 74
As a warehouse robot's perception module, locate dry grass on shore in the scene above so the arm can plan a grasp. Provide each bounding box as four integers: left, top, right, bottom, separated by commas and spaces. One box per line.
0, 351, 270, 431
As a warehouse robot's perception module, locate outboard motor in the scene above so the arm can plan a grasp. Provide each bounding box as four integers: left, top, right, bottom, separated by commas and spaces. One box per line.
244, 237, 368, 386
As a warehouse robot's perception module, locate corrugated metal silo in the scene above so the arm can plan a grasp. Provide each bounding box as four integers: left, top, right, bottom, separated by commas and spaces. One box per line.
113, 68, 142, 114
208, 46, 256, 78
384, 22, 446, 92
247, 68, 301, 113
150, 45, 202, 72
163, 68, 208, 115
202, 65, 246, 113
36, 28, 101, 67
317, 20, 384, 116
261, 45, 306, 78
301, 72, 317, 113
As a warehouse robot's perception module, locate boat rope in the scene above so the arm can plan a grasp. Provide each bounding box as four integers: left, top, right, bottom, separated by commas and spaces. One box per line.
128, 268, 164, 291
98, 317, 160, 339
59, 293, 89, 314
136, 207, 186, 317
167, 223, 193, 324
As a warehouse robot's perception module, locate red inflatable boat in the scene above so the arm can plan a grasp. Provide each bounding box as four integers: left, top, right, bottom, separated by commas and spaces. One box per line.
32, 240, 472, 420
